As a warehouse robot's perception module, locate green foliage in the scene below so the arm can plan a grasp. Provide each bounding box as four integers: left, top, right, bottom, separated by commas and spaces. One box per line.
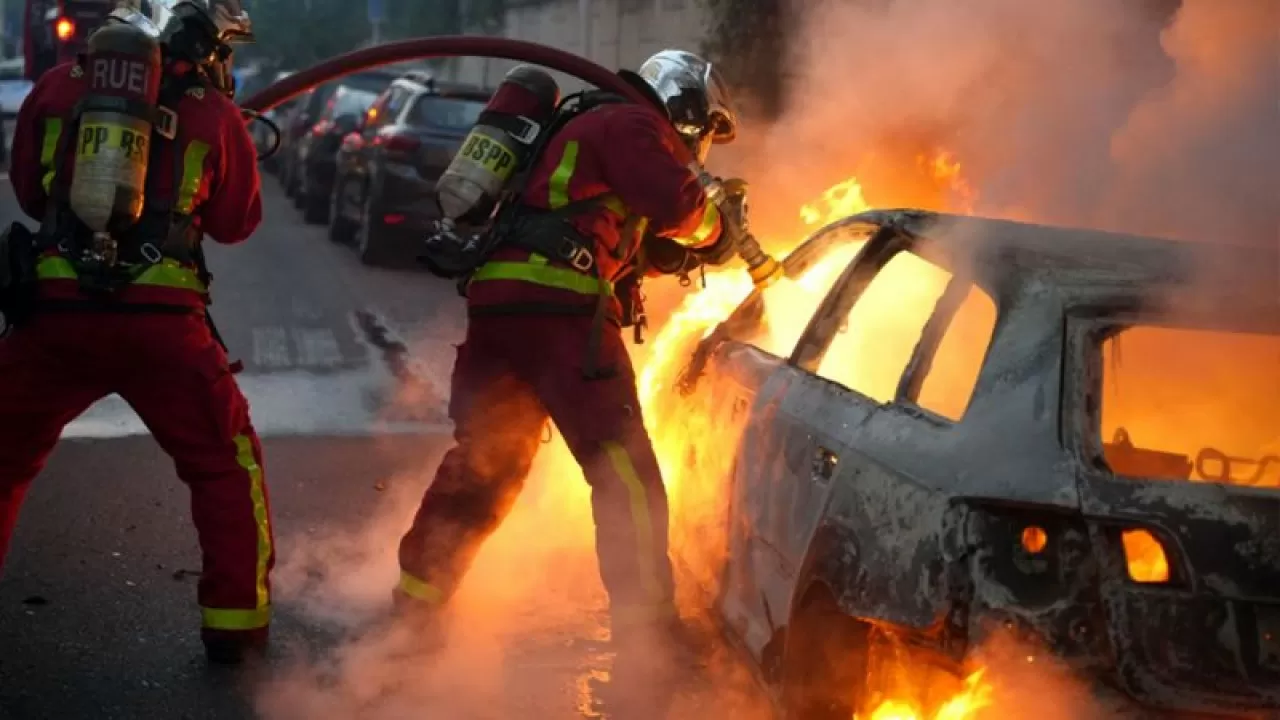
243, 0, 473, 70
245, 0, 367, 68
698, 0, 789, 119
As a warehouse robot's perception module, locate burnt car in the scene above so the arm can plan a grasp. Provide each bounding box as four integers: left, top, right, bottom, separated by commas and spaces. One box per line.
665, 209, 1280, 718
293, 84, 379, 224
328, 71, 490, 266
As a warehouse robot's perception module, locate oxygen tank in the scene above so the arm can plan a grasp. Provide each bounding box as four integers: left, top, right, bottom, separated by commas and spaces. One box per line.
68, 21, 162, 238
436, 65, 561, 223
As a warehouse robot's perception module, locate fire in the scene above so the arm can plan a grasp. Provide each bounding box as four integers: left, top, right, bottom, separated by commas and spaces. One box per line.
629, 149, 991, 710
863, 670, 994, 720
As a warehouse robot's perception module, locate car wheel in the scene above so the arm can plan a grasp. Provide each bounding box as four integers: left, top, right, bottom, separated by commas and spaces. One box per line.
291, 174, 306, 209
280, 159, 296, 196
779, 587, 869, 720
355, 197, 394, 267
328, 180, 357, 244
301, 186, 329, 225
779, 587, 962, 720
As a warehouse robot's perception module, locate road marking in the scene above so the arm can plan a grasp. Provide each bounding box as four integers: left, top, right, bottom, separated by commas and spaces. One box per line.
292, 327, 344, 368
61, 367, 453, 439
251, 326, 291, 368
0, 172, 9, 182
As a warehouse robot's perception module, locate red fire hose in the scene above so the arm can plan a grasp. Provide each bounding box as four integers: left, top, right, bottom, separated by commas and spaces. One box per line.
240, 35, 651, 114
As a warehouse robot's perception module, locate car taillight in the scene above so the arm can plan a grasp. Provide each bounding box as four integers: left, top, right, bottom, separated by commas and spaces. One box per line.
55, 17, 74, 41
384, 135, 420, 154
312, 120, 333, 136
1121, 528, 1171, 584
383, 213, 406, 225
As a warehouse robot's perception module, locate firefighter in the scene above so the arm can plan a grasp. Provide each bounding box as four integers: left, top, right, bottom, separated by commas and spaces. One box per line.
395, 50, 743, 667
0, 0, 270, 666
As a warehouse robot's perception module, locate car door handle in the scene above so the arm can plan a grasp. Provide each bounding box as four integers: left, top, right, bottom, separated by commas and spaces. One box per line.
812, 446, 838, 482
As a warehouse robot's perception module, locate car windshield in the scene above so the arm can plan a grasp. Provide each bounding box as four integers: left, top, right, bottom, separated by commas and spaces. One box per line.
408, 95, 486, 132
1100, 323, 1280, 489
339, 72, 395, 98
329, 88, 377, 119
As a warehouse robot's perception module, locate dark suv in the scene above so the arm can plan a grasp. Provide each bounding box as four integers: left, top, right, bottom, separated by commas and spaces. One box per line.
279, 69, 398, 202
329, 71, 491, 266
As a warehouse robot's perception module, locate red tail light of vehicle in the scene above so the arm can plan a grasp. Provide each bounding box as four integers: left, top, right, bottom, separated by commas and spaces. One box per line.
311, 120, 333, 136
55, 17, 75, 41
384, 135, 420, 154
383, 213, 406, 225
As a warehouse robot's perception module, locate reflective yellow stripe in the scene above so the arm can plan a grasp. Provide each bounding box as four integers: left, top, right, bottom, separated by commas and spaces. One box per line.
602, 195, 627, 216
35, 255, 207, 292
201, 605, 271, 630
397, 571, 445, 604
471, 260, 611, 296
548, 140, 578, 209
134, 259, 206, 292
35, 255, 76, 280
600, 441, 662, 604
233, 434, 272, 613
177, 140, 211, 214
41, 118, 63, 193
673, 202, 719, 247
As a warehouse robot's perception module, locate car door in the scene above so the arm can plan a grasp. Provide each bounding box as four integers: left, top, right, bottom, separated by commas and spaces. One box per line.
341, 86, 395, 213
720, 223, 1002, 652
362, 86, 412, 202
1064, 312, 1280, 711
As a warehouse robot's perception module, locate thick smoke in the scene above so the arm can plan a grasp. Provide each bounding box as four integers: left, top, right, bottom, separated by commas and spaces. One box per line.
718, 0, 1279, 248
254, 2, 1276, 716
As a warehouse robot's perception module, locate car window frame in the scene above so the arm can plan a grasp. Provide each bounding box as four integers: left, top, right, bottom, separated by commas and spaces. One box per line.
406, 92, 488, 131
1063, 308, 1280, 484
785, 225, 999, 425
380, 86, 412, 127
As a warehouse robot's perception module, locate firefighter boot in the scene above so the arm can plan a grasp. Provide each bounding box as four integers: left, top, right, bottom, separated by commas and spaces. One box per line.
202, 627, 269, 667
387, 589, 449, 656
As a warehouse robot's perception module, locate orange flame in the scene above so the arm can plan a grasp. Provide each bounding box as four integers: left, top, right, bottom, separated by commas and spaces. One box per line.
633, 151, 989, 707
863, 670, 994, 720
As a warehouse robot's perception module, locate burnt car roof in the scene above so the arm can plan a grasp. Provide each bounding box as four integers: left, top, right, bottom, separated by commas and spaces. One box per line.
805, 209, 1279, 322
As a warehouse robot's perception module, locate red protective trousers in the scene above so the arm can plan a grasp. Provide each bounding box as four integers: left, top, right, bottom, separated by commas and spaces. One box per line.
397, 314, 676, 629
0, 312, 274, 642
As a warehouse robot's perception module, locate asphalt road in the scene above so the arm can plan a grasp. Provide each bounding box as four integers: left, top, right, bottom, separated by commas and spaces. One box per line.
0, 170, 770, 719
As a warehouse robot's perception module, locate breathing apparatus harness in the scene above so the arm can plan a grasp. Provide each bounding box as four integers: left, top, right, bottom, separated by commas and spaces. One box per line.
459, 88, 663, 379
30, 58, 238, 363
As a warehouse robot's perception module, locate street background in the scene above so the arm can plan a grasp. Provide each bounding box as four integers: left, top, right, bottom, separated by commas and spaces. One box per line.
0, 173, 769, 719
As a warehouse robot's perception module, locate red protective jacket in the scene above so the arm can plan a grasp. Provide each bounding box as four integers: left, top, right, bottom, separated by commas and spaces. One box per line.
11, 61, 263, 308
467, 102, 722, 319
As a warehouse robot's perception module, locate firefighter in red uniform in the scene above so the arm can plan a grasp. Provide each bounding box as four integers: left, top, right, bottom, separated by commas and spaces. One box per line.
0, 0, 271, 665
396, 50, 743, 664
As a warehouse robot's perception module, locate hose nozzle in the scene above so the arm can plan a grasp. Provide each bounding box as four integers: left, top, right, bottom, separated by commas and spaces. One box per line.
698, 174, 783, 288
737, 232, 783, 288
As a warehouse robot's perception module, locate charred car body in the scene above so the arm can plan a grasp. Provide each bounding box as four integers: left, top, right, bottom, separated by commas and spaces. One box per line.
672, 210, 1280, 718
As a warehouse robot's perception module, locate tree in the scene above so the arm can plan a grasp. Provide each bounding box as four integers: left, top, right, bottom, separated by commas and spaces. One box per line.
245, 0, 368, 69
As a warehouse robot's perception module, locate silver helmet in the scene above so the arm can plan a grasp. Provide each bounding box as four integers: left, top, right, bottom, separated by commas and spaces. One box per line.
103, 0, 164, 38
629, 49, 738, 163
164, 0, 253, 43
154, 0, 253, 97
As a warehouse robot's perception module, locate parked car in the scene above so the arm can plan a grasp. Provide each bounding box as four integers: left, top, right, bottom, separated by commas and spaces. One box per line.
293, 85, 378, 224
664, 209, 1279, 718
0, 56, 32, 117
279, 69, 397, 201
329, 71, 490, 266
